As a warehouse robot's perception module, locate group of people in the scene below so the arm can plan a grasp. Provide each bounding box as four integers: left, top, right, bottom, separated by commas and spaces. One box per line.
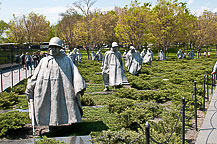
19, 51, 42, 70
204, 51, 211, 58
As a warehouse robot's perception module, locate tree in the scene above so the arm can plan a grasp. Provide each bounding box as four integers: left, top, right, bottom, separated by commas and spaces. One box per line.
88, 12, 105, 48
72, 0, 96, 59
56, 9, 83, 49
190, 12, 217, 58
7, 12, 50, 45
100, 9, 119, 44
7, 14, 25, 44
151, 0, 191, 59
115, 1, 152, 51
22, 12, 50, 45
0, 20, 8, 41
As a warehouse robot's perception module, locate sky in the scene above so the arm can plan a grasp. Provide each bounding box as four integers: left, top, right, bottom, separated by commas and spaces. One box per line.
0, 0, 217, 25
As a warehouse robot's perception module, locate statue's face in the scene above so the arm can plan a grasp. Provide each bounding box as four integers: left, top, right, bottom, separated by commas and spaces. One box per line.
111, 47, 118, 52
49, 45, 61, 56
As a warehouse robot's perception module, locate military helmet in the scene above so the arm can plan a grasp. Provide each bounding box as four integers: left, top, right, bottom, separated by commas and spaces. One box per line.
49, 37, 63, 48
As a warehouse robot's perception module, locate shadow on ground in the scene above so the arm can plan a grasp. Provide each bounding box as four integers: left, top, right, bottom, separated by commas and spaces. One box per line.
40, 121, 108, 137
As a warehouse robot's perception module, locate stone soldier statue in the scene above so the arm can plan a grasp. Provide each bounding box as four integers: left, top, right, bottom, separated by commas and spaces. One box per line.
26, 37, 86, 127
96, 50, 103, 61
188, 50, 195, 59
101, 42, 128, 91
140, 49, 146, 59
177, 49, 183, 59
91, 51, 96, 61
122, 50, 128, 65
158, 50, 165, 61
77, 49, 82, 63
125, 46, 142, 75
68, 48, 77, 66
143, 48, 153, 65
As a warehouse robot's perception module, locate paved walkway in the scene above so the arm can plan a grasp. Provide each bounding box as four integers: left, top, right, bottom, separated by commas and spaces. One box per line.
0, 135, 92, 144
195, 86, 217, 144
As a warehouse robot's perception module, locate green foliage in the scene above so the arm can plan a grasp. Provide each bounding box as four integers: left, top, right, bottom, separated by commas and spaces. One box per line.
0, 92, 19, 110
0, 111, 31, 137
35, 136, 66, 144
16, 95, 29, 109
0, 20, 8, 38
10, 83, 26, 94
90, 128, 144, 144
81, 95, 96, 106
116, 103, 162, 130
108, 98, 135, 114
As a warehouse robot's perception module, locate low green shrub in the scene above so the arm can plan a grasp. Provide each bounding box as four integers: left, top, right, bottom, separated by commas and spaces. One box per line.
81, 95, 96, 106
11, 83, 26, 94
108, 98, 135, 114
90, 128, 144, 144
35, 136, 66, 144
0, 92, 19, 110
0, 111, 31, 137
116, 103, 162, 130
114, 88, 139, 100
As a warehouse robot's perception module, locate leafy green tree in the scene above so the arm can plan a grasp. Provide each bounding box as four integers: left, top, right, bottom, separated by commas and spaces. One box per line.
46, 25, 56, 42
73, 0, 96, 59
0, 20, 8, 37
7, 14, 25, 44
173, 3, 196, 54
115, 0, 152, 51
191, 12, 217, 58
7, 12, 50, 45
22, 12, 50, 45
101, 10, 119, 44
88, 12, 105, 48
151, 0, 191, 58
56, 9, 83, 49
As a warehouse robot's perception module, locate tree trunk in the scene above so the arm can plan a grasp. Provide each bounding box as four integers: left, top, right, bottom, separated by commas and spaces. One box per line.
206, 46, 208, 53
86, 46, 89, 60
216, 44, 217, 57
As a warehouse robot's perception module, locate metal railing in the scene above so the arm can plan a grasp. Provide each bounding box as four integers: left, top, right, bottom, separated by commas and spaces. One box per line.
0, 64, 34, 92
130, 72, 215, 144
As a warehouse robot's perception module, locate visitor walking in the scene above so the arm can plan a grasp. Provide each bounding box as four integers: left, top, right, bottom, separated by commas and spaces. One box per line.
25, 52, 32, 70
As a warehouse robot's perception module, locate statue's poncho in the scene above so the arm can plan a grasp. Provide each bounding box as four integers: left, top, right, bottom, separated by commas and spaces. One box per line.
26, 55, 86, 126
143, 50, 153, 64
177, 50, 183, 59
91, 52, 96, 60
188, 51, 195, 59
77, 51, 82, 63
96, 51, 103, 61
212, 61, 217, 73
68, 52, 78, 66
140, 49, 146, 59
122, 51, 127, 65
125, 50, 142, 75
102, 50, 128, 86
158, 51, 165, 61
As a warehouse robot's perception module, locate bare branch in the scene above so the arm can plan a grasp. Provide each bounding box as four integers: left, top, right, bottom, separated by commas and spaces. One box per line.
73, 0, 96, 16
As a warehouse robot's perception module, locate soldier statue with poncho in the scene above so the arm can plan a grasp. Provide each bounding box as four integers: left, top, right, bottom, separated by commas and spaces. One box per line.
26, 37, 86, 132
101, 42, 128, 91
